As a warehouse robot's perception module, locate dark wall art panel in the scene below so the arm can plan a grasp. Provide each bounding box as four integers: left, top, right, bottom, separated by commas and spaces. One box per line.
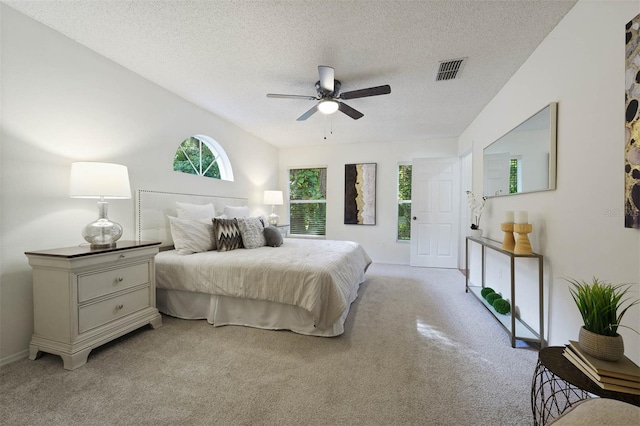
344, 163, 376, 225
626, 13, 640, 228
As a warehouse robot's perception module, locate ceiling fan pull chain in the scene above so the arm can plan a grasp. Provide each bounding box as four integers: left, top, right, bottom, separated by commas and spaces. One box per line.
324, 115, 327, 140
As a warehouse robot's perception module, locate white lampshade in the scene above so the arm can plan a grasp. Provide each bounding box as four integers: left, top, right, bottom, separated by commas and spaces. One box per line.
263, 190, 284, 205
318, 100, 339, 115
69, 162, 131, 199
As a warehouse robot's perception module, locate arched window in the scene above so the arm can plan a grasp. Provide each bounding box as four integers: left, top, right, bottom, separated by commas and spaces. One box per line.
173, 135, 234, 181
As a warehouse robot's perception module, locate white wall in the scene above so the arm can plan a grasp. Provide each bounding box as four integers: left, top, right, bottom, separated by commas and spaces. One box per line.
279, 139, 458, 264
0, 6, 279, 363
459, 0, 640, 364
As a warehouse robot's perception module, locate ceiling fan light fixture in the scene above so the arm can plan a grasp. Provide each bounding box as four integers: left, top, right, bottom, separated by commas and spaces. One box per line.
318, 99, 339, 114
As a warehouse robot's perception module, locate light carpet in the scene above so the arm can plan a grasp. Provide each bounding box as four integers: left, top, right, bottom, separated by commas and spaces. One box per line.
0, 263, 538, 425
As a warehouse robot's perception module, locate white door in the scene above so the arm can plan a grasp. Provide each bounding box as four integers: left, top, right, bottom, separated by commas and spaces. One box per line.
410, 158, 460, 268
484, 153, 511, 197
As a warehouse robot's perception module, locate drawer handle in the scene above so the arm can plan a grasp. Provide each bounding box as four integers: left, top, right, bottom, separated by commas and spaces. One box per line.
116, 277, 124, 283
119, 254, 126, 259
116, 304, 124, 310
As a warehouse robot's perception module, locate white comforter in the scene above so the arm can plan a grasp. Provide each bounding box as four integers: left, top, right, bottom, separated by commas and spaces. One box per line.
155, 239, 372, 330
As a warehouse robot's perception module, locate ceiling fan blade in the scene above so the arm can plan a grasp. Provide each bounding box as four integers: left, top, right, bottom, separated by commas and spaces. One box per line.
297, 104, 319, 121
318, 66, 335, 93
340, 85, 391, 100
338, 102, 364, 120
267, 93, 317, 100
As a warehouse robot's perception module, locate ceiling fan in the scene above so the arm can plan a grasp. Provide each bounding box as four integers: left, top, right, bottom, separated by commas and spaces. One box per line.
267, 66, 391, 121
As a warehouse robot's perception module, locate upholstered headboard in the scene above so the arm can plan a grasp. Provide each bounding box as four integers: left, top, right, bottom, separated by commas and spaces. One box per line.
135, 189, 248, 249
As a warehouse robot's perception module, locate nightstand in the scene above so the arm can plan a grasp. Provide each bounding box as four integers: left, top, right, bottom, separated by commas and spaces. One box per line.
25, 241, 162, 370
275, 224, 289, 237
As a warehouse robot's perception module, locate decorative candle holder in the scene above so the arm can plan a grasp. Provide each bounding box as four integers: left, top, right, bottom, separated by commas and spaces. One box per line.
513, 223, 533, 254
500, 223, 515, 251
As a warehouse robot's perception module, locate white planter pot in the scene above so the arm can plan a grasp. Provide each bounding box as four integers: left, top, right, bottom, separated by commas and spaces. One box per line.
469, 228, 483, 238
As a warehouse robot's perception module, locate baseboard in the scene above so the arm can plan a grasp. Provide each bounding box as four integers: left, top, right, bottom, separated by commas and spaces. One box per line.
377, 261, 410, 266
1, 349, 28, 366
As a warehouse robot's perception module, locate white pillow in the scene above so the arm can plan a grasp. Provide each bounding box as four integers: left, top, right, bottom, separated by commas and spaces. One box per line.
168, 216, 216, 254
223, 205, 250, 218
236, 217, 266, 249
175, 201, 215, 220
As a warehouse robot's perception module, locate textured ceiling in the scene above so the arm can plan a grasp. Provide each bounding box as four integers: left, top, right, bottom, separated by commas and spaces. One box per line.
2, 0, 577, 148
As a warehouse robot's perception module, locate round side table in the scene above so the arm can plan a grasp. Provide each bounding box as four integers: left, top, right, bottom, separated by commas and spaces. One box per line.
531, 346, 640, 426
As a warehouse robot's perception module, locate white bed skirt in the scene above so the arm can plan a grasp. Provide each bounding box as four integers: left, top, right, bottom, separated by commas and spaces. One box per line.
156, 282, 361, 337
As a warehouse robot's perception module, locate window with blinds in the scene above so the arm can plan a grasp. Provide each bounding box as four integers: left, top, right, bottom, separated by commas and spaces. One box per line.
289, 167, 327, 236
397, 164, 412, 241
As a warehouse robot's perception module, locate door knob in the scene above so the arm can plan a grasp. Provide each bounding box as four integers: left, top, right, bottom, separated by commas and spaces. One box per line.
412, 217, 417, 220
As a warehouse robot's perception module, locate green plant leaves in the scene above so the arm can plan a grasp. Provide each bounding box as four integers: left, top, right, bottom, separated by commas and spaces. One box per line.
566, 277, 639, 336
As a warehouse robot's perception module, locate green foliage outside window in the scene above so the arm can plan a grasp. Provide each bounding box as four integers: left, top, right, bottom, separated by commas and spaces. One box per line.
509, 159, 518, 194
174, 136, 221, 179
289, 168, 327, 236
398, 165, 412, 241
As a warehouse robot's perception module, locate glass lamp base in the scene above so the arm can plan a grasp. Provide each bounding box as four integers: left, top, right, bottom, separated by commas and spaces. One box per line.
83, 218, 123, 248
83, 201, 123, 248
268, 213, 279, 226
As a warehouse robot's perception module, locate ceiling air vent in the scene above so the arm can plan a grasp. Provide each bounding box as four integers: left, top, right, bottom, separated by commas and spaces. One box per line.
436, 58, 466, 81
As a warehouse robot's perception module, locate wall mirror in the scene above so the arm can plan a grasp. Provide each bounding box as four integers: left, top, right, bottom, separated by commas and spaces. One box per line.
483, 102, 557, 197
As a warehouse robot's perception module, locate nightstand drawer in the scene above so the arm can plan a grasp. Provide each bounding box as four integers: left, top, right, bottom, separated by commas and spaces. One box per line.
78, 263, 150, 302
78, 287, 150, 333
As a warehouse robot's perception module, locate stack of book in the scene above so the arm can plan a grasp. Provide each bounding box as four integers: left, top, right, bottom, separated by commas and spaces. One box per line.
563, 340, 640, 395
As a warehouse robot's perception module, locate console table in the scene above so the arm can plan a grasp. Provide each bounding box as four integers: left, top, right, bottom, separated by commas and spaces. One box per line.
465, 236, 544, 348
531, 346, 640, 425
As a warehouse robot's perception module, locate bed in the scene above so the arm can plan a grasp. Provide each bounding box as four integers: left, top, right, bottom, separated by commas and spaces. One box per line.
136, 190, 371, 336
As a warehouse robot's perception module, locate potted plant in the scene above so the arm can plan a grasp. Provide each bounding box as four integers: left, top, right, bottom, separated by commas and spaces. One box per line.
566, 277, 639, 361
465, 191, 487, 237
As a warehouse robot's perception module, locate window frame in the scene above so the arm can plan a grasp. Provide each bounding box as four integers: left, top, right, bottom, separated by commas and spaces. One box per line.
397, 162, 412, 242
173, 134, 234, 181
288, 167, 327, 238
509, 156, 522, 194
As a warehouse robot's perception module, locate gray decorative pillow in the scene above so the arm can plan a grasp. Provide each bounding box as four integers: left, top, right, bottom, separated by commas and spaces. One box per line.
236, 217, 266, 249
213, 218, 243, 252
263, 225, 283, 247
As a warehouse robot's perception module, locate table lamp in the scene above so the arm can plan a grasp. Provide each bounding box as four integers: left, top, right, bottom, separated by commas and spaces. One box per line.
263, 190, 283, 225
69, 162, 131, 248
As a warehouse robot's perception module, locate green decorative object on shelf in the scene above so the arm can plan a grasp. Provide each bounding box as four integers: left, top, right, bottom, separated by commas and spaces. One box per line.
486, 293, 502, 305
481, 287, 495, 299
493, 298, 511, 315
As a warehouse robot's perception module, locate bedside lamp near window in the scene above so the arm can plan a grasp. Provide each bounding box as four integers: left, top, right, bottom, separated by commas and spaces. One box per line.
69, 162, 131, 248
263, 190, 283, 226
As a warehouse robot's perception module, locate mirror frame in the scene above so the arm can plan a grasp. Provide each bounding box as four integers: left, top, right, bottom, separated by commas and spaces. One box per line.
483, 102, 557, 198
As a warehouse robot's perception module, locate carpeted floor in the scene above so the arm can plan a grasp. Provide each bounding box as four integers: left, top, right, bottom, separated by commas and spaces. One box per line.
0, 263, 538, 425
